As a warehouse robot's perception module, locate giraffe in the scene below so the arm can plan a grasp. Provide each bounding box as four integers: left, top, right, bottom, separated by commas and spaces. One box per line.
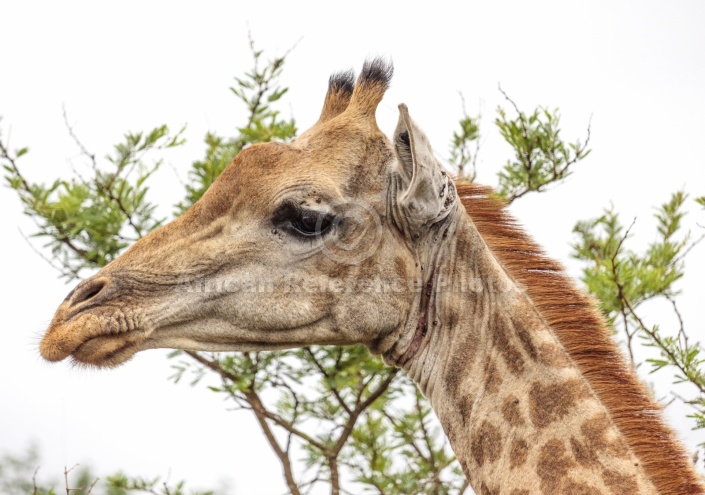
40, 60, 703, 495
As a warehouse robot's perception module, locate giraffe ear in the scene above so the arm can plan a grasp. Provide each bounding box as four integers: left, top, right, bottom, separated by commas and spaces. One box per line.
317, 69, 355, 124
394, 104, 456, 232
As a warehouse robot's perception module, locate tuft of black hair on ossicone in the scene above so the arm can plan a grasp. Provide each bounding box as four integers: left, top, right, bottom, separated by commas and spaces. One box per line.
329, 69, 355, 96
358, 57, 394, 90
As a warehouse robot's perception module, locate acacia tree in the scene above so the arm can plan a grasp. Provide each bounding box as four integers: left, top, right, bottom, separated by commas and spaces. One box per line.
2, 43, 703, 494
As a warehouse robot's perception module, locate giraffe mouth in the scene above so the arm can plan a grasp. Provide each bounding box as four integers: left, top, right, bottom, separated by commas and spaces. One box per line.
40, 308, 148, 368
71, 333, 142, 367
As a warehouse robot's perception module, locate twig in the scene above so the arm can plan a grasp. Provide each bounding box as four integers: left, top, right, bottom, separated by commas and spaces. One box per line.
1, 138, 90, 263
185, 350, 308, 495
331, 370, 398, 457
610, 217, 638, 366
17, 227, 78, 278
497, 85, 591, 204
415, 393, 437, 471
0, 138, 32, 192
666, 295, 688, 351
64, 464, 78, 495
63, 106, 97, 167
304, 347, 352, 415
188, 350, 327, 450
498, 85, 533, 189
32, 467, 40, 495
674, 232, 705, 265
246, 389, 302, 495
381, 408, 428, 462
622, 292, 705, 395
85, 477, 99, 495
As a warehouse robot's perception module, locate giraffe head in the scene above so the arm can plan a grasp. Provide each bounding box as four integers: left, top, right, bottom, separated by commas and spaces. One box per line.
40, 59, 458, 367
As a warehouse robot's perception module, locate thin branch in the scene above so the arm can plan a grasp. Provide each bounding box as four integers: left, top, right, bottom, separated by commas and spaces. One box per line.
245, 389, 302, 495
0, 138, 31, 191
85, 477, 99, 495
610, 217, 638, 366
63, 106, 97, 167
304, 347, 352, 415
666, 295, 688, 350
1, 139, 90, 263
63, 107, 169, 240
186, 350, 327, 450
32, 467, 40, 495
331, 370, 398, 457
64, 464, 79, 495
297, 464, 324, 495
622, 291, 705, 395
498, 85, 533, 189
18, 227, 78, 277
415, 393, 437, 471
608, 218, 705, 395
381, 409, 428, 462
674, 232, 705, 265
671, 391, 704, 410
620, 305, 636, 367
497, 86, 591, 204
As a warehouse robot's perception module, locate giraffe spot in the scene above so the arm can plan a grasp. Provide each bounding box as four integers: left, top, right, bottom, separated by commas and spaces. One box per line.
512, 314, 538, 361
528, 379, 587, 428
502, 395, 525, 427
492, 312, 525, 376
455, 394, 474, 428
536, 439, 576, 493
444, 356, 463, 397
480, 482, 499, 495
484, 360, 503, 395
564, 479, 602, 495
509, 490, 529, 495
444, 322, 478, 398
570, 436, 600, 468
509, 438, 529, 469
603, 469, 639, 494
471, 421, 502, 467
445, 303, 460, 330
538, 342, 571, 368
580, 413, 630, 459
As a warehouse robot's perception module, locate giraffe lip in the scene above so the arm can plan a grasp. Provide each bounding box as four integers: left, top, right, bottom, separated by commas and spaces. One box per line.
70, 332, 142, 367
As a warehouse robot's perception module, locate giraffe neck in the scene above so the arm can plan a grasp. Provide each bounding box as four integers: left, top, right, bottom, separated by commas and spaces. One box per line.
395, 217, 660, 495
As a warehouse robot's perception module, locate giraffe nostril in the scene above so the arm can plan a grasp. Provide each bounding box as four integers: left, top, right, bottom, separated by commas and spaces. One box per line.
70, 277, 109, 307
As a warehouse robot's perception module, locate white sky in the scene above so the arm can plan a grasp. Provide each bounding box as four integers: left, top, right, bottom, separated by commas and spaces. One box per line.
1, 1, 704, 494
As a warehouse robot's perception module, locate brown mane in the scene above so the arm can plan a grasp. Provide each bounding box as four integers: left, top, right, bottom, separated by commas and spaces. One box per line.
457, 182, 703, 495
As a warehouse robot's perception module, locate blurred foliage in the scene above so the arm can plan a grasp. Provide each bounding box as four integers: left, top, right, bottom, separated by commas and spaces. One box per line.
103, 472, 214, 495
3, 37, 703, 494
0, 446, 211, 495
448, 95, 480, 183
0, 444, 54, 495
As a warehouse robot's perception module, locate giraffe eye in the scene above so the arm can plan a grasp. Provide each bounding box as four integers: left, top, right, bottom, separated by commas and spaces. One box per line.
273, 203, 334, 238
